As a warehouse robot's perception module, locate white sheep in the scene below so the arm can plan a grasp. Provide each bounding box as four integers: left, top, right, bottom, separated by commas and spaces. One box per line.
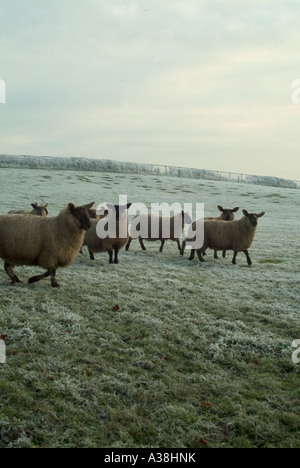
8, 202, 49, 217
125, 211, 193, 253
181, 205, 239, 260
0, 202, 94, 287
84, 203, 132, 264
195, 210, 265, 265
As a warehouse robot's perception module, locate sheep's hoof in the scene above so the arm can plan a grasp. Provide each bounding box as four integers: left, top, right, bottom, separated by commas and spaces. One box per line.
51, 281, 60, 288
10, 279, 22, 286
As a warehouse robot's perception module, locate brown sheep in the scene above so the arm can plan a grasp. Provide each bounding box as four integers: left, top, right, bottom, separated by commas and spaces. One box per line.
84, 203, 132, 264
195, 210, 265, 266
181, 206, 239, 260
8, 202, 49, 217
0, 202, 94, 287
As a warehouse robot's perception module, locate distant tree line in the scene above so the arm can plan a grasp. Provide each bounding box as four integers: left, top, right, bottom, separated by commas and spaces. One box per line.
0, 154, 299, 189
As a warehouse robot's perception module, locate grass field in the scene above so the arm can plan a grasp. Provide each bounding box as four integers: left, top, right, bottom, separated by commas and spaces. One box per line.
0, 168, 299, 448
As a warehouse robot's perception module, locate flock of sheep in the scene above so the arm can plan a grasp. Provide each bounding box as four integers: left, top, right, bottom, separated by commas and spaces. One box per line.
0, 201, 265, 288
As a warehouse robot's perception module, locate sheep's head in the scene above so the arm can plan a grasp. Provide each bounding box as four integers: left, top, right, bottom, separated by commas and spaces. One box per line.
87, 208, 97, 219
218, 205, 239, 221
68, 202, 95, 231
242, 210, 265, 227
31, 202, 49, 216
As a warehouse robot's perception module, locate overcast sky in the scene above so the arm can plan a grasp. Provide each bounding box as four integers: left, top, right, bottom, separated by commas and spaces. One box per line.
1, 0, 300, 180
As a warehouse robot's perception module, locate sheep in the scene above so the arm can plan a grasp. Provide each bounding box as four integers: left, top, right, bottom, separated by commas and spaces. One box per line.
181, 206, 239, 260
8, 202, 49, 217
79, 207, 109, 254
84, 203, 132, 264
194, 210, 265, 266
125, 211, 193, 253
0, 202, 95, 287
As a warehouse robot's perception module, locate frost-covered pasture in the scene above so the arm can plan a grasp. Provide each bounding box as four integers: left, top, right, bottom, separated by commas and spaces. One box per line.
0, 168, 299, 448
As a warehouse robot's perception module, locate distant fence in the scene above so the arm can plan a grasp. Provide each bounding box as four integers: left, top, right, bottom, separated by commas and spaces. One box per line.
0, 154, 299, 190
148, 164, 300, 189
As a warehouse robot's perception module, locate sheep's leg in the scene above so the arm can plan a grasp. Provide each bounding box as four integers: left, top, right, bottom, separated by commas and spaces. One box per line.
108, 250, 113, 264
160, 240, 166, 253
214, 250, 219, 260
114, 249, 119, 264
197, 250, 205, 262
189, 249, 195, 261
125, 237, 132, 251
176, 240, 181, 252
89, 250, 95, 260
139, 237, 147, 251
181, 240, 186, 256
232, 251, 238, 264
243, 250, 252, 266
4, 262, 22, 284
28, 270, 50, 284
222, 250, 226, 258
50, 269, 59, 288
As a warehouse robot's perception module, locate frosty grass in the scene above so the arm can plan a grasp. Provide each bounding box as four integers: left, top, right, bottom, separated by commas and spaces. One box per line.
0, 168, 299, 448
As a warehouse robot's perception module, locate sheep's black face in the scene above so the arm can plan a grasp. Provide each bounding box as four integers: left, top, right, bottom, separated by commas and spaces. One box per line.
69, 202, 94, 231
223, 210, 234, 221
243, 210, 265, 227
248, 215, 258, 227
73, 208, 92, 231
218, 206, 239, 221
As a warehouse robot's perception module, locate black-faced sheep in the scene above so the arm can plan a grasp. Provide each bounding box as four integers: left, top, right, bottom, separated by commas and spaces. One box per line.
79, 207, 109, 254
84, 203, 132, 264
0, 202, 94, 287
195, 210, 265, 266
181, 206, 239, 260
8, 202, 49, 217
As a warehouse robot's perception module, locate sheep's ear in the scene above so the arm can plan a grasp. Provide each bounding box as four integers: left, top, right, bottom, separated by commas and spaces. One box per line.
45, 203, 49, 208
119, 204, 131, 212
85, 202, 95, 210
106, 203, 115, 210
242, 209, 249, 217
31, 204, 37, 209
217, 206, 224, 212
257, 212, 265, 218
68, 203, 75, 212
232, 207, 239, 212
